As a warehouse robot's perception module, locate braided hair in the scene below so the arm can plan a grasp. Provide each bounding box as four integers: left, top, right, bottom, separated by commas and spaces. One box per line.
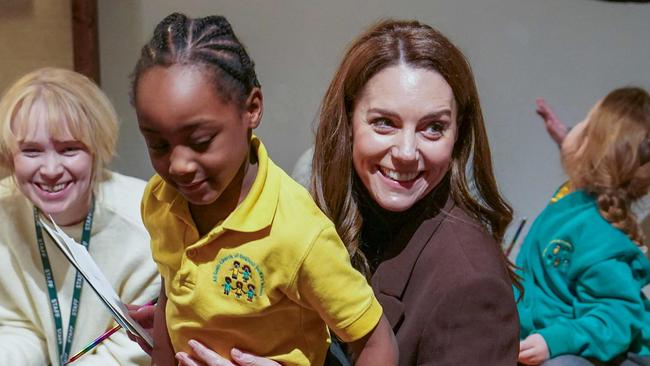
563, 87, 650, 253
131, 13, 260, 108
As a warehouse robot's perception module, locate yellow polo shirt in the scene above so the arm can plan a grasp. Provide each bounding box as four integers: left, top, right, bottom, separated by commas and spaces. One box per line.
142, 137, 382, 366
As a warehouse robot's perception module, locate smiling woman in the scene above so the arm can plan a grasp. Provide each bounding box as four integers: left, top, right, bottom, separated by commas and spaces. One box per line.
310, 19, 520, 365
0, 67, 160, 366
351, 64, 458, 212
10, 105, 94, 225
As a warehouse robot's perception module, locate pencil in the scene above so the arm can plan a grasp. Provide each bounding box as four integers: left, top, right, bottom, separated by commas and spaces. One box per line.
65, 324, 122, 364
65, 298, 157, 364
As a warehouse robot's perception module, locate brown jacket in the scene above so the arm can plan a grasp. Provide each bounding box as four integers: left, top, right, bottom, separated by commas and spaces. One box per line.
370, 195, 519, 365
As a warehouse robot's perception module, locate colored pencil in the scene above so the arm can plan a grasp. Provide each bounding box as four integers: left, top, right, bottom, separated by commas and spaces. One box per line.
65, 298, 157, 364
65, 324, 122, 364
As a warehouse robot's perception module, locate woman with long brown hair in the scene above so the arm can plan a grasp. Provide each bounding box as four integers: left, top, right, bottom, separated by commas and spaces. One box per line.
309, 19, 519, 365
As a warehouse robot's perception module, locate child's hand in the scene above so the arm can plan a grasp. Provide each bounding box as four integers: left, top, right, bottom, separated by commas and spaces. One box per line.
126, 303, 156, 355
175, 340, 281, 366
535, 98, 568, 146
518, 333, 550, 365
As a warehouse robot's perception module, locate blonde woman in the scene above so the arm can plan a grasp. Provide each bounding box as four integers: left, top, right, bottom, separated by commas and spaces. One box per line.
0, 68, 159, 366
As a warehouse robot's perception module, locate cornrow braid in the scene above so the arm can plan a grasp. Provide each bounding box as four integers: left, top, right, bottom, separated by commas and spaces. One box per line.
131, 13, 260, 108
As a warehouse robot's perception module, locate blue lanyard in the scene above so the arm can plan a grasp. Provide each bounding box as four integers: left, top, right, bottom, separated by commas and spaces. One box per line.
33, 199, 94, 366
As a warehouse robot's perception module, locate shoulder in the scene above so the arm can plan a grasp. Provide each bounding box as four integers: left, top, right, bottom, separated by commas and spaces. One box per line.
0, 178, 34, 248
274, 161, 334, 235
96, 171, 148, 225
405, 206, 519, 364
0, 177, 30, 226
267, 162, 346, 265
560, 196, 643, 265
425, 204, 510, 281
0, 176, 18, 202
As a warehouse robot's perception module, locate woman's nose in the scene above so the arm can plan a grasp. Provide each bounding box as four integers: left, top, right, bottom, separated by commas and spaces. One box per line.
39, 153, 64, 177
391, 131, 418, 162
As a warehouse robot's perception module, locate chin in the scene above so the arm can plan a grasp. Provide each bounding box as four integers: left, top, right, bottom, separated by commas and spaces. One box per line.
375, 197, 418, 212
37, 204, 66, 216
186, 191, 220, 206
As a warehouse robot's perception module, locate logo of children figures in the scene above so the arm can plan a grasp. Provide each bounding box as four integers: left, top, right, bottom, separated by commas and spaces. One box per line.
213, 253, 265, 302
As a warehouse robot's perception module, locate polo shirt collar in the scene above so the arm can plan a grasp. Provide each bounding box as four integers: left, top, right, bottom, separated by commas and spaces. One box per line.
151, 173, 195, 227
151, 136, 279, 234
222, 136, 279, 232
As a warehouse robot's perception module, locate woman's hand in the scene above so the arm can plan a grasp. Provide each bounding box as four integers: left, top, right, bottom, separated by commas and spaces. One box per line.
518, 333, 550, 365
535, 98, 568, 146
175, 340, 281, 366
125, 303, 156, 355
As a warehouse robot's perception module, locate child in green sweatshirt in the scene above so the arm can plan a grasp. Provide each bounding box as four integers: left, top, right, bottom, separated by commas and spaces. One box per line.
516, 87, 650, 366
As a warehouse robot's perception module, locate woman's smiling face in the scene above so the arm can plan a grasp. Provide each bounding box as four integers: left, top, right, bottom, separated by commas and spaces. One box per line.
351, 64, 458, 212
12, 104, 93, 225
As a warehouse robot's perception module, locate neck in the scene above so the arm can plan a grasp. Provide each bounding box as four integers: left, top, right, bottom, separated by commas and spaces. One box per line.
190, 149, 259, 236
49, 194, 93, 226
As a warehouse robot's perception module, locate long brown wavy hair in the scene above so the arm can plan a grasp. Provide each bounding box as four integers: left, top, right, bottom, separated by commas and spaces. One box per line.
311, 19, 516, 283
563, 87, 650, 253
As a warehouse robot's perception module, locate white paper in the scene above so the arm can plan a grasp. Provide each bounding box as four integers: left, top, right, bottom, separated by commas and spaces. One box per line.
39, 215, 154, 347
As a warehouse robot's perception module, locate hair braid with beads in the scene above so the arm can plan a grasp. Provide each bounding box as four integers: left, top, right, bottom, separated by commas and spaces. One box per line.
131, 13, 260, 108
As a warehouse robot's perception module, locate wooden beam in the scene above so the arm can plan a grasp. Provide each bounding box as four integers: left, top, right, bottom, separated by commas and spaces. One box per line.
71, 0, 100, 84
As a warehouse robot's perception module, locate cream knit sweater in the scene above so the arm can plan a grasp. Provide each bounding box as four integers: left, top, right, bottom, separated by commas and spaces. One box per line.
0, 171, 160, 365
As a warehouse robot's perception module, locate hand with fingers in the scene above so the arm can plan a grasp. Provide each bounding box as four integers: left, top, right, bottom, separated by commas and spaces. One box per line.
125, 303, 156, 355
175, 340, 281, 366
518, 333, 549, 365
535, 98, 569, 146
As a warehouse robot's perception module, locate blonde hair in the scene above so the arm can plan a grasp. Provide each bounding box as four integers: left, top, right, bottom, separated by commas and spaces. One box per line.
0, 67, 119, 188
563, 87, 650, 252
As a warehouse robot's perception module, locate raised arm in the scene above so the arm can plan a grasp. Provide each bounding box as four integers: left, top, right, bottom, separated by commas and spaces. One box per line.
535, 98, 568, 146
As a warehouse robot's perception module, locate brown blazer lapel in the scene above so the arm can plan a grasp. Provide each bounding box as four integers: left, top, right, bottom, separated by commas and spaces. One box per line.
370, 196, 454, 329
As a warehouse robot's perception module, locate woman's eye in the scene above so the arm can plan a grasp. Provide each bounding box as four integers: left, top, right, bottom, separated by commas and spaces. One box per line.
61, 146, 83, 156
423, 122, 445, 138
369, 118, 395, 131
20, 148, 41, 157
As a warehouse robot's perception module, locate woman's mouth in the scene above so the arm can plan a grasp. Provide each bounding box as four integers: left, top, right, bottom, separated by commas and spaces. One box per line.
36, 182, 70, 193
379, 167, 421, 182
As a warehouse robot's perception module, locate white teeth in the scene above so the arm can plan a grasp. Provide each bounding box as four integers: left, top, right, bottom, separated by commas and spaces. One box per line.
380, 167, 419, 181
39, 183, 67, 193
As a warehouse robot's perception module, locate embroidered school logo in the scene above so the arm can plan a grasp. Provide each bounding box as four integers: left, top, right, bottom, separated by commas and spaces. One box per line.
212, 253, 265, 302
542, 239, 573, 272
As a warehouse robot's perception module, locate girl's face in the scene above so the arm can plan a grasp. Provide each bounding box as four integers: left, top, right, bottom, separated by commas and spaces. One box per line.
135, 65, 260, 207
351, 64, 458, 212
12, 111, 93, 225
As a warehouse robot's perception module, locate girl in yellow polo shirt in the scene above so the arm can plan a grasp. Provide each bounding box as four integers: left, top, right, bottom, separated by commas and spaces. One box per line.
130, 13, 397, 366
